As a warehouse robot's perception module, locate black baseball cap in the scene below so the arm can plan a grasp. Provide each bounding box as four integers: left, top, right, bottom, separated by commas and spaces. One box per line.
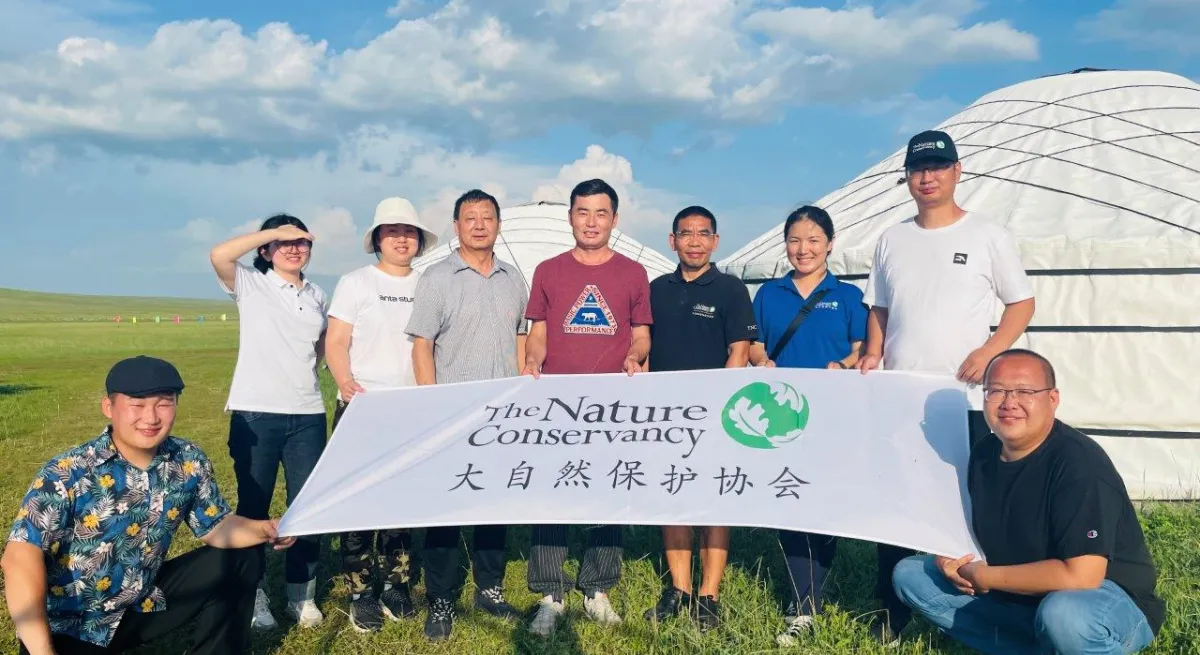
105, 356, 185, 397
904, 130, 959, 169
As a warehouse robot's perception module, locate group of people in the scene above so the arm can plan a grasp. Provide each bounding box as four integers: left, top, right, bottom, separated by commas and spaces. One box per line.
3, 129, 1166, 655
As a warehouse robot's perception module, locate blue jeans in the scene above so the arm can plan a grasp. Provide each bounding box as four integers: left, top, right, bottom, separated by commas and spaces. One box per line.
893, 555, 1155, 655
228, 411, 326, 591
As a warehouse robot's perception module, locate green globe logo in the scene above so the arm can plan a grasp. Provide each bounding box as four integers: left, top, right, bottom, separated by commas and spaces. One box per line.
721, 382, 810, 449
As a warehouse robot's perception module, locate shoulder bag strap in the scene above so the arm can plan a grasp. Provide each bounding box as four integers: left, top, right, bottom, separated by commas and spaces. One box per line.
768, 288, 831, 363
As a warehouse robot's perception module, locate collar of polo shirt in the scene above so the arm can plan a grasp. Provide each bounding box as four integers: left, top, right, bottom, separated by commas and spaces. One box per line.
774, 270, 838, 295
450, 248, 510, 277
265, 267, 309, 289
670, 264, 718, 285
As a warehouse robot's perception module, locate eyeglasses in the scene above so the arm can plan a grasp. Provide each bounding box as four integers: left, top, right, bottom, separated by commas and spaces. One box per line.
983, 387, 1053, 403
906, 162, 955, 176
274, 239, 312, 252
674, 230, 715, 240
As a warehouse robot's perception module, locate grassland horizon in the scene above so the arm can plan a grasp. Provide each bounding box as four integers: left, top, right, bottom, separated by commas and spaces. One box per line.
0, 290, 1196, 654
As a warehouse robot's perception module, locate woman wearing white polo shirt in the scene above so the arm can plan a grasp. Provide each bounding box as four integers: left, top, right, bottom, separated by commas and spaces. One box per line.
324, 198, 438, 633
210, 214, 329, 631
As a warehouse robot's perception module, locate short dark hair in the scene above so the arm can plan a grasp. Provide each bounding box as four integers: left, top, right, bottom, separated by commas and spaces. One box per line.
783, 205, 834, 241
253, 214, 310, 274
570, 179, 619, 213
672, 206, 717, 234
453, 189, 501, 222
984, 348, 1057, 388
372, 226, 426, 257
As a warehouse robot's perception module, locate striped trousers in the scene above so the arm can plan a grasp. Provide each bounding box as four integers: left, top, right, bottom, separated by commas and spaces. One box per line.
527, 524, 622, 600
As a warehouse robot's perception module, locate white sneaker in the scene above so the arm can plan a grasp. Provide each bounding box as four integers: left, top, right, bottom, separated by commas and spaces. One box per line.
528, 595, 565, 637
583, 592, 622, 625
776, 614, 814, 647
251, 588, 277, 631
287, 599, 324, 628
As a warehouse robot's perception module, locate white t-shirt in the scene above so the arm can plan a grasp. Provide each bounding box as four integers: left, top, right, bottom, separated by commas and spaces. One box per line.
863, 212, 1034, 375
328, 265, 421, 394
221, 263, 328, 414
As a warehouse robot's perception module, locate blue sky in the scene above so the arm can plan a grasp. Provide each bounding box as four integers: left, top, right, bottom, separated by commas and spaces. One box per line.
1, 0, 1197, 299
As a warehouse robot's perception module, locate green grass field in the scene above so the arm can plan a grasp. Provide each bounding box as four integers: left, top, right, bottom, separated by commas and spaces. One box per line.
0, 295, 1197, 654
0, 288, 235, 323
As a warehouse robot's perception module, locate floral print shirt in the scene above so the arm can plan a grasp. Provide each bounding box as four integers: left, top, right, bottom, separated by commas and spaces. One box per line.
7, 428, 232, 647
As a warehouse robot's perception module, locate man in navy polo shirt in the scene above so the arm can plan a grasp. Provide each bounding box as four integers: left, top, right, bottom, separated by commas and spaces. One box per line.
645, 205, 757, 630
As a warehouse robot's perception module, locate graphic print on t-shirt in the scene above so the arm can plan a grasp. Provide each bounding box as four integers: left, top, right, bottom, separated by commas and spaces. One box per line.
564, 284, 617, 335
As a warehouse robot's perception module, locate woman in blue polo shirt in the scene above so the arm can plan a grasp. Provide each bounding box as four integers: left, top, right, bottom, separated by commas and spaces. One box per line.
747, 206, 868, 647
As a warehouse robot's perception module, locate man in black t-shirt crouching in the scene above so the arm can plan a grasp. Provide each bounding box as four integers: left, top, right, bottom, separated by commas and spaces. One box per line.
893, 348, 1164, 655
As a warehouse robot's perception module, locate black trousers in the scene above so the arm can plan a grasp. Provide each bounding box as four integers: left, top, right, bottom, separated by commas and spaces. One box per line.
527, 525, 622, 600
423, 525, 509, 602
779, 532, 912, 629
227, 410, 325, 586
19, 546, 262, 655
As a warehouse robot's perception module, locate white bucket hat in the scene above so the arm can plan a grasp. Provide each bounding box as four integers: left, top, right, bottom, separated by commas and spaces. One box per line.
363, 197, 440, 256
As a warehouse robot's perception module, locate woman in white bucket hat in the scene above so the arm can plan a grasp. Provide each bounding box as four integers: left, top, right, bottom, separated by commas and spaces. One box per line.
323, 197, 439, 632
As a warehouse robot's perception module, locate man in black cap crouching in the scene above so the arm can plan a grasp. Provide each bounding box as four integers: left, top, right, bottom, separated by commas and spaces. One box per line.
3, 356, 296, 655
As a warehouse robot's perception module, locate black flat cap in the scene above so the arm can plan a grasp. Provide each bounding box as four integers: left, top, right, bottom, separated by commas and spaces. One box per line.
105, 355, 185, 397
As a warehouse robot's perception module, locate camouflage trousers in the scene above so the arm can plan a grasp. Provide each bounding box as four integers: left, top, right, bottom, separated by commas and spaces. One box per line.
341, 529, 414, 595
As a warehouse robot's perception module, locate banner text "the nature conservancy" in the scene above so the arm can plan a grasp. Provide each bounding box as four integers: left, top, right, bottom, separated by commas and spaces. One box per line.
470, 397, 708, 458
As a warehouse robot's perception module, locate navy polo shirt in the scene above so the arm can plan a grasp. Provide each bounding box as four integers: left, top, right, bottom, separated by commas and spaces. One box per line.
752, 273, 868, 369
648, 265, 758, 372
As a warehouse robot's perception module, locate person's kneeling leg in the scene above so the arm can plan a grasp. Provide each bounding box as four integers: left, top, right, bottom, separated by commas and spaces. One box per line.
1034, 580, 1155, 655
892, 555, 1040, 655
108, 546, 264, 655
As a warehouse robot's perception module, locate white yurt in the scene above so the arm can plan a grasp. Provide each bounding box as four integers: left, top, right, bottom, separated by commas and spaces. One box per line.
719, 68, 1200, 499
413, 200, 677, 285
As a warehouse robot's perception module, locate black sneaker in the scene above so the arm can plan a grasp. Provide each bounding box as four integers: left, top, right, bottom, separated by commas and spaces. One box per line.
783, 600, 799, 621
644, 586, 690, 622
869, 620, 901, 648
349, 594, 384, 633
380, 586, 416, 620
696, 595, 720, 631
474, 586, 520, 620
424, 598, 455, 641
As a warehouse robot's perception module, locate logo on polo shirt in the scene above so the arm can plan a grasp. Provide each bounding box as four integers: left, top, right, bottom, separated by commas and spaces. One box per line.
953, 253, 968, 265
814, 300, 839, 310
721, 382, 810, 450
564, 285, 617, 335
691, 303, 716, 319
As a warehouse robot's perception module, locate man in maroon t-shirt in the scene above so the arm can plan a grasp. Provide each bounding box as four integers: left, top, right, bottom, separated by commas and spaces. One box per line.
521, 179, 652, 637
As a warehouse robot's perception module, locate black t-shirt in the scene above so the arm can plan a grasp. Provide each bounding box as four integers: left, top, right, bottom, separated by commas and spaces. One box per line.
968, 420, 1165, 634
647, 266, 758, 372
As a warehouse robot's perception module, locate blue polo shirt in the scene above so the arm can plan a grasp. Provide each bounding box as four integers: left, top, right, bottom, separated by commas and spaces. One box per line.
752, 272, 868, 369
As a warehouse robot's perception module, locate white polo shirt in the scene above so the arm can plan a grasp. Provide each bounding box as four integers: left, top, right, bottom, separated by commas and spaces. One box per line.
863, 212, 1034, 375
327, 265, 420, 395
221, 263, 328, 415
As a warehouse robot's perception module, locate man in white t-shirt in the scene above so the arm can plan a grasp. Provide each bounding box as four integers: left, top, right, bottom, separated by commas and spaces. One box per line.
324, 197, 439, 634
857, 129, 1036, 645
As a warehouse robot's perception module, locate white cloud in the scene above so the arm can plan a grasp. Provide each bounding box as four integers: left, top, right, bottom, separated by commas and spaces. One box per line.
145, 137, 681, 276
1078, 0, 1200, 54
858, 93, 963, 135
0, 0, 1039, 159
20, 144, 57, 174
531, 144, 677, 232
179, 217, 217, 243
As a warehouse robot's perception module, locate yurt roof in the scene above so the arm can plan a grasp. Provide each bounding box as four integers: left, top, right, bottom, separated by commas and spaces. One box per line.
720, 68, 1200, 283
413, 201, 677, 286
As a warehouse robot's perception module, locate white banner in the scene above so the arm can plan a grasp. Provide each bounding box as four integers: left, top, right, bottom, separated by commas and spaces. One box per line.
279, 367, 983, 558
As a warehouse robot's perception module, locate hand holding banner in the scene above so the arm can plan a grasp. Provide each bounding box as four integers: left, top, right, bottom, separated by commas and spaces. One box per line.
279, 366, 982, 558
